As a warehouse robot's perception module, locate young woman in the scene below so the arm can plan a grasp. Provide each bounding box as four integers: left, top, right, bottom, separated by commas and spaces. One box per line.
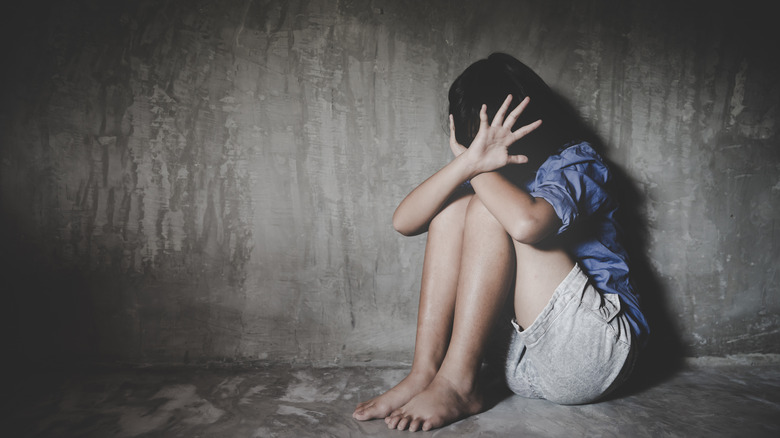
353, 53, 648, 432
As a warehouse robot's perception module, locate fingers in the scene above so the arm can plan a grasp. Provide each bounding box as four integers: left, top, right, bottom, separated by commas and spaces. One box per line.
492, 94, 514, 127
460, 96, 540, 155
487, 95, 539, 136
512, 118, 542, 141
449, 114, 467, 156
507, 154, 529, 165
504, 95, 530, 129
479, 104, 489, 130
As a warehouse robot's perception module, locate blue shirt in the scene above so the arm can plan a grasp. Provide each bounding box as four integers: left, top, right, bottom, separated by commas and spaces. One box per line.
527, 141, 649, 345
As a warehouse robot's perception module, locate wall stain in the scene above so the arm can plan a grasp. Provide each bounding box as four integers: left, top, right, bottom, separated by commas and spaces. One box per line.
0, 0, 777, 364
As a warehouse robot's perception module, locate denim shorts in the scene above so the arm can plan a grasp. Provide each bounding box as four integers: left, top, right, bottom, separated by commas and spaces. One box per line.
504, 264, 636, 405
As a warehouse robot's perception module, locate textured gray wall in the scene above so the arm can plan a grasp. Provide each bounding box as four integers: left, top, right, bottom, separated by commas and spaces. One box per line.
1, 0, 777, 366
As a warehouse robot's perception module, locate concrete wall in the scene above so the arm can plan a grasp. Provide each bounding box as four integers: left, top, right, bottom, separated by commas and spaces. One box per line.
1, 0, 777, 366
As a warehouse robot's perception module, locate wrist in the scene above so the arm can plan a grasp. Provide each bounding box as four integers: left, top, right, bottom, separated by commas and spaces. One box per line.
457, 149, 483, 180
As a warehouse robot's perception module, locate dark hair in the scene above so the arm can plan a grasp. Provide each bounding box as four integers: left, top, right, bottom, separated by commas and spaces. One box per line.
448, 53, 585, 169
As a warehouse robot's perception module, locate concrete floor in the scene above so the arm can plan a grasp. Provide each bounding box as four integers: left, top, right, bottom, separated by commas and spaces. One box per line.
5, 358, 780, 437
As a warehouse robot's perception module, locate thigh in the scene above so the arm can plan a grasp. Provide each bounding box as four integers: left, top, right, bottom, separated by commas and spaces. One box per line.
428, 193, 473, 233
422, 194, 474, 280
424, 193, 474, 266
512, 239, 575, 330
419, 192, 474, 309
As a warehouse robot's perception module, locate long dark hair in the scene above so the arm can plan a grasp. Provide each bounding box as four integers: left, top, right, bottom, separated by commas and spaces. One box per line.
448, 53, 587, 171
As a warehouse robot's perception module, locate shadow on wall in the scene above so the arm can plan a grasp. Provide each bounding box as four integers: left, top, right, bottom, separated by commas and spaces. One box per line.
608, 163, 688, 392
551, 89, 688, 392
0, 212, 102, 370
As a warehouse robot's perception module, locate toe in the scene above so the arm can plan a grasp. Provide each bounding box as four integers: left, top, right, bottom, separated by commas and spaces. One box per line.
386, 414, 400, 429
397, 415, 412, 430
355, 401, 395, 421
352, 402, 371, 420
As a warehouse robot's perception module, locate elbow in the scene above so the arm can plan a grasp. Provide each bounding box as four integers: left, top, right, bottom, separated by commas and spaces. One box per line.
392, 212, 418, 237
507, 217, 549, 245
393, 221, 414, 237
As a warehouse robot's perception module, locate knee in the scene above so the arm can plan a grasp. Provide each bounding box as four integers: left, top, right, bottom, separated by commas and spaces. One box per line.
464, 195, 503, 229
429, 194, 472, 233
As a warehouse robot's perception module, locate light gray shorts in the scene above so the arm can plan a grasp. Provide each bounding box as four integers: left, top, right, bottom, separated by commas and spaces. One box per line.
504, 264, 636, 405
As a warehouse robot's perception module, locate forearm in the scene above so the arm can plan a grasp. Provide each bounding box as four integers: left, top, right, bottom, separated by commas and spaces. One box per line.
395, 94, 549, 237
392, 153, 478, 236
469, 171, 559, 244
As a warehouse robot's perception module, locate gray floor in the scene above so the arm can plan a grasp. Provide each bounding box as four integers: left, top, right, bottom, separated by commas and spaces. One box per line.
6, 358, 780, 437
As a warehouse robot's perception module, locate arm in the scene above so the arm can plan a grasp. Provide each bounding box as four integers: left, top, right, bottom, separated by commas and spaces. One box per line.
392, 152, 476, 236
393, 95, 549, 238
469, 171, 560, 244
448, 95, 560, 244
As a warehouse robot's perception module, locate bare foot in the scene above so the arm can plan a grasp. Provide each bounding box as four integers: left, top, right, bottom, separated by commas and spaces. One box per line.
385, 374, 483, 432
353, 370, 435, 421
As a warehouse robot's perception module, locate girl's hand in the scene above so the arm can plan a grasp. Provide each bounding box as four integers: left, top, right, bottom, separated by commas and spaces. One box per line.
449, 115, 468, 157
450, 95, 542, 174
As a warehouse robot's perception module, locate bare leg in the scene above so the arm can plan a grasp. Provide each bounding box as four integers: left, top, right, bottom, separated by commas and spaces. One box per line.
353, 195, 472, 421
386, 196, 516, 432
387, 197, 576, 432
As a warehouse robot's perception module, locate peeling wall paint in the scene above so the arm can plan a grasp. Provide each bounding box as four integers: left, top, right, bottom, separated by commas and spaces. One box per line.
0, 0, 777, 364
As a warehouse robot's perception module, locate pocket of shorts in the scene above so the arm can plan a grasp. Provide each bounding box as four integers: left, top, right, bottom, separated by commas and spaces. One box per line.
601, 293, 621, 322
587, 291, 621, 323
586, 292, 631, 348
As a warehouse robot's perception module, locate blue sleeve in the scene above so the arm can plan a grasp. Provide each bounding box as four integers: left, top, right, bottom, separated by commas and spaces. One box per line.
529, 144, 611, 234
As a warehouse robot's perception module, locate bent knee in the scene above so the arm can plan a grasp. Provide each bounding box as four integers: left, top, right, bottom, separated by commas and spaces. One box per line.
429, 194, 473, 232
465, 195, 504, 229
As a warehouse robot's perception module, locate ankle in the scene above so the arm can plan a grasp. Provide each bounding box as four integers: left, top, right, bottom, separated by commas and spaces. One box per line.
435, 364, 479, 395
408, 364, 439, 382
